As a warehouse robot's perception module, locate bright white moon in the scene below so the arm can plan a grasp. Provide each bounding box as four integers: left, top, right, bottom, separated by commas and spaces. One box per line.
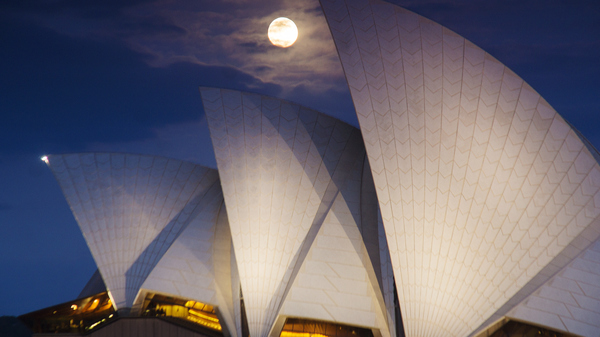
268, 17, 298, 48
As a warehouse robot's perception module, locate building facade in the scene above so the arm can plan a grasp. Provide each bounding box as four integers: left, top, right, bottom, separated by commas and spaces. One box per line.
23, 1, 600, 337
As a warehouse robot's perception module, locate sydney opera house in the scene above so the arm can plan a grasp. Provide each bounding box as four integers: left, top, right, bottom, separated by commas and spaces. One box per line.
19, 0, 600, 336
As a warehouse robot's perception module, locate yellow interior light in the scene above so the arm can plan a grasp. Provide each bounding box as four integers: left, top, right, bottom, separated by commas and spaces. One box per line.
188, 309, 219, 322
186, 314, 222, 331
281, 332, 329, 337
87, 298, 100, 311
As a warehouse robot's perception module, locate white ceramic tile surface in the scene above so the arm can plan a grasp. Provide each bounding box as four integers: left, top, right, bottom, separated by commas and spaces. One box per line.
507, 239, 600, 337
201, 88, 365, 337
278, 156, 391, 337
47, 153, 221, 310
320, 0, 600, 335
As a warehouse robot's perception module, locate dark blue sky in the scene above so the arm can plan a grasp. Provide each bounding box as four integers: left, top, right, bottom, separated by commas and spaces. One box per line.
0, 0, 598, 316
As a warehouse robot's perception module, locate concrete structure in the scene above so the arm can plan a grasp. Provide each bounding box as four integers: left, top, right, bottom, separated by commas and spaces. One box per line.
46, 154, 225, 310
44, 89, 400, 337
32, 1, 600, 337
200, 88, 396, 337
320, 0, 600, 336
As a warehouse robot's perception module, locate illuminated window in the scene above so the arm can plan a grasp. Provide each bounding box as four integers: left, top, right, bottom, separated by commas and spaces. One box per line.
18, 292, 115, 334
488, 320, 578, 337
280, 318, 374, 337
142, 294, 222, 332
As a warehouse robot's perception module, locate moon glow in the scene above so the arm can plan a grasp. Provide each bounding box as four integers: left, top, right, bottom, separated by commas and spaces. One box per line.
268, 17, 298, 48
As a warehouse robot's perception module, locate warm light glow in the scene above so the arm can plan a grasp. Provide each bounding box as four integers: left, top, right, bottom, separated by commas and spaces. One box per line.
41, 156, 49, 164
188, 308, 219, 323
71, 304, 78, 310
88, 321, 101, 330
187, 314, 222, 331
281, 332, 328, 337
268, 17, 298, 48
106, 291, 115, 311
87, 298, 99, 311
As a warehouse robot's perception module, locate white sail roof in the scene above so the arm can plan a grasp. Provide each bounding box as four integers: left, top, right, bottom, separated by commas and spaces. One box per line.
47, 153, 221, 310
200, 88, 378, 337
320, 0, 600, 335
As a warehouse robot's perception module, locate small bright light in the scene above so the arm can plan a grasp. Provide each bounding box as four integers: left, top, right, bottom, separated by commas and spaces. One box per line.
71, 304, 78, 310
268, 17, 298, 48
41, 156, 49, 164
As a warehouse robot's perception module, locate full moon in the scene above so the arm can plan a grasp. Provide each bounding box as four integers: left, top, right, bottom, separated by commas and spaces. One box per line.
268, 17, 298, 48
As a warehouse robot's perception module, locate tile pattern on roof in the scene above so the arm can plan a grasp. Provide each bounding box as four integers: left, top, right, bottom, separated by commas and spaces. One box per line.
278, 193, 389, 335
360, 158, 399, 337
138, 197, 240, 337
471, 215, 600, 336
506, 236, 600, 337
278, 153, 391, 336
48, 153, 220, 309
139, 184, 223, 304
379, 209, 398, 337
212, 202, 241, 337
200, 88, 364, 337
360, 159, 384, 290
320, 0, 600, 335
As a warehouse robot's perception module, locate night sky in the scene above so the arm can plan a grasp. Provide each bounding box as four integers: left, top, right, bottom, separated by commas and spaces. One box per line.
1, 0, 598, 317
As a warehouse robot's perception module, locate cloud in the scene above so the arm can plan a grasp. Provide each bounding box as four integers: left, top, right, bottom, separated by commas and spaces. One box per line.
4, 0, 347, 97
3, 0, 598, 155
0, 16, 281, 156
115, 15, 188, 39
113, 0, 347, 97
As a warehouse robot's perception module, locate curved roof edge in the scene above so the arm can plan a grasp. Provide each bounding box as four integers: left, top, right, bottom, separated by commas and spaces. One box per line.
45, 153, 222, 310
320, 0, 600, 336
